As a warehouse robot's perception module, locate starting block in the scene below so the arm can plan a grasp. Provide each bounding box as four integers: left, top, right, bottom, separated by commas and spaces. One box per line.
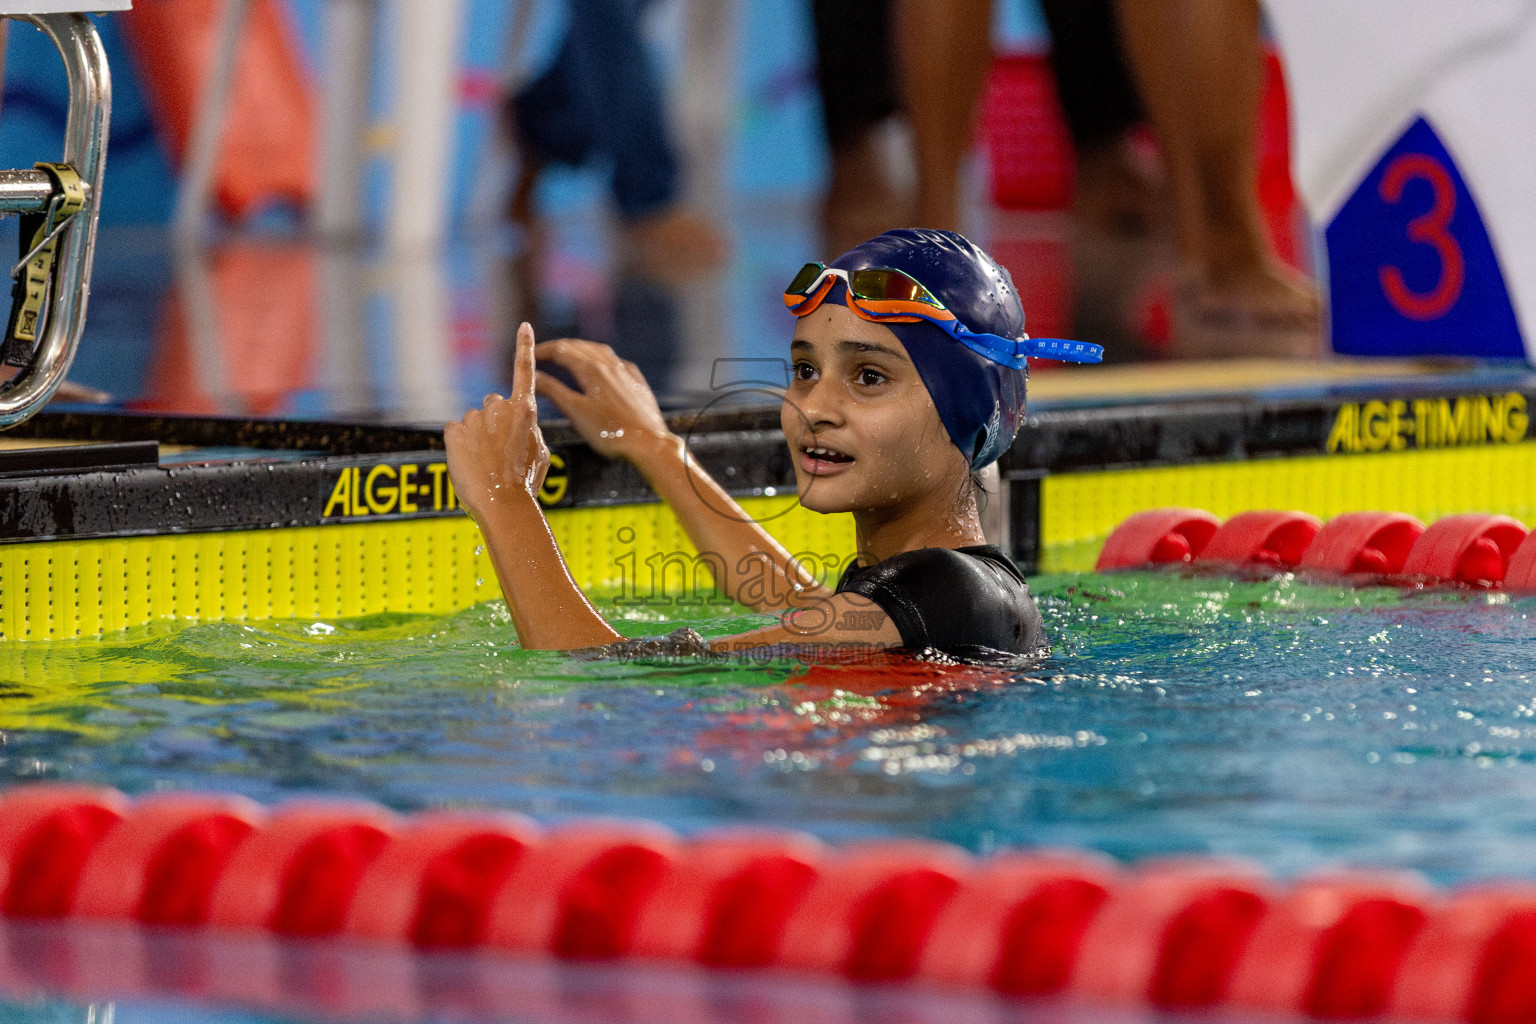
0, 1, 123, 427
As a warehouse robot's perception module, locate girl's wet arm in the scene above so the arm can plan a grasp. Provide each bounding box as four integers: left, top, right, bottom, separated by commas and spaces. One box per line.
534, 340, 831, 611
466, 495, 622, 650
445, 325, 622, 651
625, 430, 831, 610
708, 590, 902, 653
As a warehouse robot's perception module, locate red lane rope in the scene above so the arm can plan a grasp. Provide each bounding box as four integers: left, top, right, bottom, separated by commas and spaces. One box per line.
0, 784, 1532, 1022
1096, 507, 1536, 591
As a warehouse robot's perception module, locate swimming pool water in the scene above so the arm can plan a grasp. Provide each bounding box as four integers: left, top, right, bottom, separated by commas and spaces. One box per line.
6, 571, 1536, 890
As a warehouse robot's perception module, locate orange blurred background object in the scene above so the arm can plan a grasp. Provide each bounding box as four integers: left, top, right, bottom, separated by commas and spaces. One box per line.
121, 0, 316, 220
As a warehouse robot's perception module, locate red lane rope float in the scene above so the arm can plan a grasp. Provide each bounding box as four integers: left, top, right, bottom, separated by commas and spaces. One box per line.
346, 812, 536, 946
1299, 512, 1426, 577
488, 821, 678, 957
918, 849, 1115, 994
0, 785, 125, 918
208, 800, 395, 936
631, 830, 823, 965
1093, 509, 1222, 574
1196, 510, 1324, 570
1505, 535, 1536, 593
1228, 871, 1433, 1017
775, 840, 968, 981
12, 785, 1536, 1023
72, 791, 263, 926
1394, 887, 1536, 1024
1095, 508, 1222, 570
1402, 515, 1528, 588
1071, 859, 1271, 1009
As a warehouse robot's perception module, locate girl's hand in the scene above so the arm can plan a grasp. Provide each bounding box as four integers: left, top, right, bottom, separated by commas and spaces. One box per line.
444, 322, 551, 523
533, 339, 675, 462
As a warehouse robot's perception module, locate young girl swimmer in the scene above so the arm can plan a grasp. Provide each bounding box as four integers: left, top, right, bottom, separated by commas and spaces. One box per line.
444, 228, 1102, 657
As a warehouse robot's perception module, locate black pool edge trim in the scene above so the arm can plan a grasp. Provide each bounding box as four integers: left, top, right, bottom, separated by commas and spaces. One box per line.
4, 384, 1534, 567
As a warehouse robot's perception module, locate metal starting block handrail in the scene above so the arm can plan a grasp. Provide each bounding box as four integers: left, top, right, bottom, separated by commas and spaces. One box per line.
0, 12, 110, 429
0, 169, 67, 214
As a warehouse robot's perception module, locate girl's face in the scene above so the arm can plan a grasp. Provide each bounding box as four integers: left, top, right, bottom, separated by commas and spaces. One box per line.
782, 301, 970, 516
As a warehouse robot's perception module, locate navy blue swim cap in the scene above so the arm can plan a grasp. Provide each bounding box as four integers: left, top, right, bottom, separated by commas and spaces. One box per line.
825, 228, 1028, 470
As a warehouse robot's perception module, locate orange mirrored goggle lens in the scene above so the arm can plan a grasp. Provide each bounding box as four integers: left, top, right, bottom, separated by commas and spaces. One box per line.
784, 264, 950, 320
786, 262, 827, 296
848, 268, 944, 309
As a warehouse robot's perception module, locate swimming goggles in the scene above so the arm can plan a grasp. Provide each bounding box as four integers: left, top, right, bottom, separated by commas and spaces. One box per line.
783, 263, 1103, 368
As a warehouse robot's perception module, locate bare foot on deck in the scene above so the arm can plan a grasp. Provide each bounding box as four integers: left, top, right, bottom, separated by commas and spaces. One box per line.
619, 206, 731, 271
1172, 261, 1322, 359
0, 365, 110, 404
52, 380, 112, 404
1073, 136, 1169, 240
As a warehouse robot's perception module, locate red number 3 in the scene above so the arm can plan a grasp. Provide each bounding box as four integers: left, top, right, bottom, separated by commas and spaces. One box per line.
1377, 153, 1465, 320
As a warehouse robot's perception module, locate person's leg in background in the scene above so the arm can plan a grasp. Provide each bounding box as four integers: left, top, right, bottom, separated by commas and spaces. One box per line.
813, 0, 993, 245
1039, 0, 1163, 236
811, 0, 906, 255
896, 0, 992, 232
1114, 0, 1319, 357
508, 16, 592, 230
509, 0, 726, 266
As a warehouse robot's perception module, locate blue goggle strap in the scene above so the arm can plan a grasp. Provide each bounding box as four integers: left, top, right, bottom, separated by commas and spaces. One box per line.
945, 320, 1104, 368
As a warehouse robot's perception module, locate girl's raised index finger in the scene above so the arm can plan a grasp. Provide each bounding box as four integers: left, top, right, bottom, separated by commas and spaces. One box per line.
512, 322, 537, 404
